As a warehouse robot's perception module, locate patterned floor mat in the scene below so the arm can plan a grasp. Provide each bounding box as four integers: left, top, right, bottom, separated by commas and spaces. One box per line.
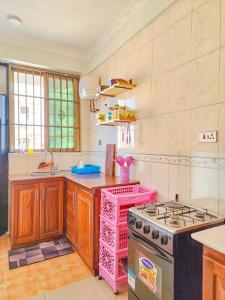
8, 237, 74, 269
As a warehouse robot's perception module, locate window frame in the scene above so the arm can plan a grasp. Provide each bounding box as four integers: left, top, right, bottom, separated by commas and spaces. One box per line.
9, 65, 80, 153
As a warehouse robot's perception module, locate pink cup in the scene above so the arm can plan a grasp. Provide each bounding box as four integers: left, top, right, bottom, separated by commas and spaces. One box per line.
120, 167, 129, 182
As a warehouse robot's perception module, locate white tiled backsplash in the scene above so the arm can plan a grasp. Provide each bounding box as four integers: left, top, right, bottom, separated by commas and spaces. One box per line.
8, 152, 92, 175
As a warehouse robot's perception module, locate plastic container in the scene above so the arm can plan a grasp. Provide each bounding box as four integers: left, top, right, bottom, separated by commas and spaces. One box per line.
71, 164, 101, 174
99, 216, 128, 252
99, 243, 128, 293
100, 184, 157, 224
120, 166, 129, 182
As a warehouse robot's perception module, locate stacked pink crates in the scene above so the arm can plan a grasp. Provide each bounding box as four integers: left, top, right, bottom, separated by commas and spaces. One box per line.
99, 184, 157, 294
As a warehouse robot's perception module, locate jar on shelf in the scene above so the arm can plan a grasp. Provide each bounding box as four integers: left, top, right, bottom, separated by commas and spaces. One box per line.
113, 104, 120, 120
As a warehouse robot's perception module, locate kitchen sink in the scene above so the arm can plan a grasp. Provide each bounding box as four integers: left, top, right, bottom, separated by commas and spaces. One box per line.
30, 171, 59, 177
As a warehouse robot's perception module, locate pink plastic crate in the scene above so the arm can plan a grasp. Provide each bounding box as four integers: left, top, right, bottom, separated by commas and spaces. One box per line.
99, 243, 128, 293
99, 216, 128, 252
100, 184, 157, 224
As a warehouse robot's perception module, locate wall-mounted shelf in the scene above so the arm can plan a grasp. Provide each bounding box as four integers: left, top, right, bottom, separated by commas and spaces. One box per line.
97, 119, 135, 126
96, 82, 136, 97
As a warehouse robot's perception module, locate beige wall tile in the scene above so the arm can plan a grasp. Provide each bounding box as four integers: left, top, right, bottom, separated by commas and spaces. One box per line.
152, 10, 170, 38
169, 63, 191, 112
220, 47, 225, 101
219, 169, 225, 216
168, 165, 191, 205
191, 50, 220, 108
80, 129, 90, 152
191, 166, 219, 214
170, 14, 192, 69
222, 0, 225, 46
192, 0, 220, 59
8, 153, 28, 175
170, 0, 192, 24
152, 31, 170, 77
135, 79, 152, 119
168, 110, 191, 156
130, 42, 152, 84
219, 103, 225, 157
133, 160, 153, 187
151, 162, 169, 201
134, 118, 153, 154
150, 114, 170, 155
191, 105, 219, 156
132, 23, 153, 49
80, 101, 90, 130
192, 0, 209, 9
151, 72, 169, 116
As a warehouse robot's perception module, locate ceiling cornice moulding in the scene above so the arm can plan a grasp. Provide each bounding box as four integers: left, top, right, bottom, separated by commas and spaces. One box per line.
86, 0, 147, 60
86, 0, 175, 73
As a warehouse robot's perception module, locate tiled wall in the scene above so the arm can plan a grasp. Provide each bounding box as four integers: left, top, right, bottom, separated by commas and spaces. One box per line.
89, 0, 225, 215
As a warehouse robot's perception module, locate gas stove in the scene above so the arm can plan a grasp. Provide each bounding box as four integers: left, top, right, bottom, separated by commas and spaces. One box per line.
128, 201, 224, 255
128, 202, 224, 300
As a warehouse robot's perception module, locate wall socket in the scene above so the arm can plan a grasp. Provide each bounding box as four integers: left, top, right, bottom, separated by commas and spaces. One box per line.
199, 131, 217, 143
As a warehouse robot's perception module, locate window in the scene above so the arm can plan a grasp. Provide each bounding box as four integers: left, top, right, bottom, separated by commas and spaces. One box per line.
10, 66, 80, 152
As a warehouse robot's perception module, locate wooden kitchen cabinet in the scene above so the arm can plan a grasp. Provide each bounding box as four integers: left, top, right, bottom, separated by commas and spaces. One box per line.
75, 187, 94, 270
39, 181, 64, 240
66, 180, 77, 246
10, 178, 65, 248
203, 246, 225, 300
10, 183, 39, 247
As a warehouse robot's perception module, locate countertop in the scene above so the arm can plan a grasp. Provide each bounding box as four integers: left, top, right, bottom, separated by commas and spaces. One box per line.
9, 171, 139, 192
192, 225, 225, 255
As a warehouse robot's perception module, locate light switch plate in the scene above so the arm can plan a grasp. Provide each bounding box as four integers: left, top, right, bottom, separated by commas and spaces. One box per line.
199, 131, 217, 143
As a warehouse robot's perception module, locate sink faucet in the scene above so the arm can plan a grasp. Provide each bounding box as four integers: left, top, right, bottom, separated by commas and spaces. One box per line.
44, 150, 55, 174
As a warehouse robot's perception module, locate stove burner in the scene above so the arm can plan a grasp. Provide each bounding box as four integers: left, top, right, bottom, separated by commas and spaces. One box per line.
167, 215, 180, 227
144, 204, 157, 215
165, 201, 184, 209
195, 211, 205, 220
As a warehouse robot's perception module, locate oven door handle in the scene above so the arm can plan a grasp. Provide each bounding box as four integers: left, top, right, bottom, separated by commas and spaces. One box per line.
129, 232, 173, 263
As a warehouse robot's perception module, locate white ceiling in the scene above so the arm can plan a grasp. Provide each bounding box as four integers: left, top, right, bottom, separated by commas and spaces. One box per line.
0, 0, 131, 59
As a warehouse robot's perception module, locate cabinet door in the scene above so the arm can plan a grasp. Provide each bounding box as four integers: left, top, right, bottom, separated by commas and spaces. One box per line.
66, 181, 77, 246
75, 188, 94, 269
39, 180, 64, 240
203, 247, 225, 300
11, 183, 39, 247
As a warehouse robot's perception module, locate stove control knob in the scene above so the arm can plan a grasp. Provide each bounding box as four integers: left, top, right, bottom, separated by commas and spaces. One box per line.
129, 217, 136, 226
161, 235, 169, 245
152, 230, 159, 240
143, 225, 150, 234
135, 221, 142, 229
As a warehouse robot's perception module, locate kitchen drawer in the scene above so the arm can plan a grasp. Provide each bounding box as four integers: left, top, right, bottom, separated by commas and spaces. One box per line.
66, 206, 75, 224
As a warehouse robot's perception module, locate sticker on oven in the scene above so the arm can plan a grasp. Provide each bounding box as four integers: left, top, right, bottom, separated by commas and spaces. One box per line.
139, 258, 157, 293
128, 269, 136, 290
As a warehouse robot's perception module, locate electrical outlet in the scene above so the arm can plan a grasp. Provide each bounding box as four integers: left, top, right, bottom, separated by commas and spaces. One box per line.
199, 131, 217, 143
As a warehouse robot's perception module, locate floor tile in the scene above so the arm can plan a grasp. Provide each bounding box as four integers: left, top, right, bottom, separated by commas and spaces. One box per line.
96, 277, 128, 300
7, 282, 42, 300
44, 277, 109, 300
0, 287, 6, 300
28, 294, 45, 300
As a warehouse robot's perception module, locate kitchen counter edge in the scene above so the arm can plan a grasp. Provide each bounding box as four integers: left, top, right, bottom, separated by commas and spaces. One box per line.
191, 224, 225, 255
8, 171, 139, 192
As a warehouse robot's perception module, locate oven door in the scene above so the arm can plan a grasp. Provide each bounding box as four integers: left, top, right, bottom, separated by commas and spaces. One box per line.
128, 230, 174, 300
